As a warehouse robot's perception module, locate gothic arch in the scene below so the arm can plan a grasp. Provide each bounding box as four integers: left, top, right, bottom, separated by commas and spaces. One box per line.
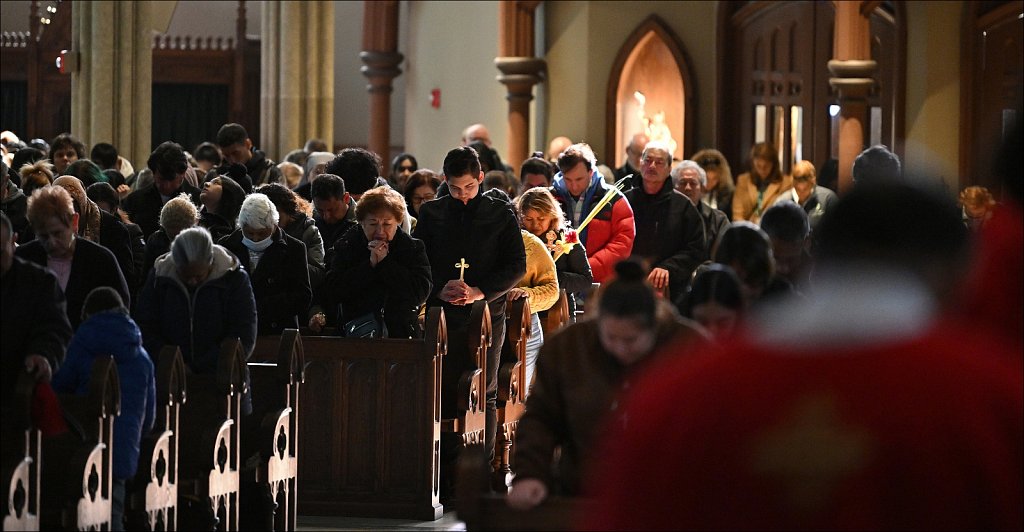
605, 15, 696, 167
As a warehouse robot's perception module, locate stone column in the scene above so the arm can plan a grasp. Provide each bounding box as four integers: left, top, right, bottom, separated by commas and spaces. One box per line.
829, 1, 876, 194
261, 1, 335, 161
71, 1, 153, 166
496, 1, 545, 175
361, 1, 403, 164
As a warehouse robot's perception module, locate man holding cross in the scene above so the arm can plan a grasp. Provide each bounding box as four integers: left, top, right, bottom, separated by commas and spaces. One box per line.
413, 146, 527, 469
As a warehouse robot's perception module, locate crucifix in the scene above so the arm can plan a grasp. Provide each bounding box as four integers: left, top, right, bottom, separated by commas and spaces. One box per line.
454, 257, 470, 281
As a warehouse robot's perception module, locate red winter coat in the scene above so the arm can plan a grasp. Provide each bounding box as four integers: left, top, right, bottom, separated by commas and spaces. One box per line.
551, 171, 635, 283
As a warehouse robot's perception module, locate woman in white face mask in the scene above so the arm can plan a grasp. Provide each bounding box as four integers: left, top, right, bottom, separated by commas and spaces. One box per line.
220, 193, 312, 334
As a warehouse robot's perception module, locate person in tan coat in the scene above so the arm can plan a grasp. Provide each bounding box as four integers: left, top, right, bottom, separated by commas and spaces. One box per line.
733, 142, 792, 224
507, 259, 708, 509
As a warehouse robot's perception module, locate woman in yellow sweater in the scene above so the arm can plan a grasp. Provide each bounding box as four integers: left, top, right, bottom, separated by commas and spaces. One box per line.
508, 207, 559, 392
732, 142, 792, 224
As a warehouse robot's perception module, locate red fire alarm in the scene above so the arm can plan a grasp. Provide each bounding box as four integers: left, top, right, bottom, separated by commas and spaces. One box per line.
56, 49, 78, 74
430, 88, 441, 109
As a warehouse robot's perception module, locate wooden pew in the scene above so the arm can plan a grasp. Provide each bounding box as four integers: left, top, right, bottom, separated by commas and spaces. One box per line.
126, 346, 187, 531
456, 445, 597, 531
492, 297, 531, 492
541, 289, 570, 338
243, 330, 304, 531
253, 309, 446, 520
2, 370, 42, 531
42, 356, 120, 530
440, 300, 490, 450
176, 339, 247, 531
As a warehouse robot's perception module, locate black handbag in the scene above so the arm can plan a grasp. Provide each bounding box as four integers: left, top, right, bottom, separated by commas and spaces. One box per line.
343, 311, 385, 338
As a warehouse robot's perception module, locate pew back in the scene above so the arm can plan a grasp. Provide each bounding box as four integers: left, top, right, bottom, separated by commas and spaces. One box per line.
2, 370, 42, 531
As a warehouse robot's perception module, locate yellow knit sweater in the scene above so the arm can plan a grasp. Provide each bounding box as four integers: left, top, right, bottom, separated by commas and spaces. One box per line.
517, 230, 560, 312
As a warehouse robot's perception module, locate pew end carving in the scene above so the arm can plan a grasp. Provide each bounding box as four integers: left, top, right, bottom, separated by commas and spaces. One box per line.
541, 289, 570, 338
441, 301, 490, 448
2, 370, 42, 531
127, 346, 187, 531
177, 338, 246, 531
493, 297, 531, 492
244, 329, 305, 531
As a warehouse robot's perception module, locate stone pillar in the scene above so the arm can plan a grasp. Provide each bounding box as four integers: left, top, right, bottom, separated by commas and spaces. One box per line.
71, 1, 153, 166
361, 1, 403, 164
829, 1, 876, 194
261, 1, 335, 161
496, 1, 545, 175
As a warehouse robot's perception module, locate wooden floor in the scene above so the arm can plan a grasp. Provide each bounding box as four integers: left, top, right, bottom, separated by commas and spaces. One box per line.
297, 511, 466, 531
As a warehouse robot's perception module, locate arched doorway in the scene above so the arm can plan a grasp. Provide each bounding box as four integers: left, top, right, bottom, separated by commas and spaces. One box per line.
606, 15, 696, 167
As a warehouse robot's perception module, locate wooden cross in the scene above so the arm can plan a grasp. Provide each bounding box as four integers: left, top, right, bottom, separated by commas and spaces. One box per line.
454, 257, 470, 281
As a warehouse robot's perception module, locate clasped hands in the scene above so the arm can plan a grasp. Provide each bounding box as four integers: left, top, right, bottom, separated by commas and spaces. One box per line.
440, 279, 484, 306
368, 239, 389, 267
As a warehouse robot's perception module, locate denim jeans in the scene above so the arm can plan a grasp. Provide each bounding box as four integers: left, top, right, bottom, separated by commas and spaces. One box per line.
523, 312, 544, 395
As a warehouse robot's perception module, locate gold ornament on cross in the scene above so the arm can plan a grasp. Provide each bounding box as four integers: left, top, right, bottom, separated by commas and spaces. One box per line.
454, 257, 470, 281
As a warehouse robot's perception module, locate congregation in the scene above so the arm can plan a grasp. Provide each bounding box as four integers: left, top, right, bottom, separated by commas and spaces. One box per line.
1, 115, 1021, 530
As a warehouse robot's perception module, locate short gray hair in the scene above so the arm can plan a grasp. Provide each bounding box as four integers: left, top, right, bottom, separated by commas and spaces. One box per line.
171, 227, 213, 267
160, 193, 198, 237
237, 193, 279, 230
671, 160, 707, 188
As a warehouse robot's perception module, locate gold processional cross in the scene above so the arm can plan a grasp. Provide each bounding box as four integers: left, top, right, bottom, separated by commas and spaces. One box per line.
454, 257, 470, 281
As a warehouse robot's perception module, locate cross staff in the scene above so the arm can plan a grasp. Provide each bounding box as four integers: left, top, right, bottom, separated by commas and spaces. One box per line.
454, 257, 470, 281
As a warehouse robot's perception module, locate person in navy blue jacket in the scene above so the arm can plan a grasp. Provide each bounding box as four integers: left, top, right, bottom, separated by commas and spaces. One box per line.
135, 226, 257, 414
52, 287, 155, 532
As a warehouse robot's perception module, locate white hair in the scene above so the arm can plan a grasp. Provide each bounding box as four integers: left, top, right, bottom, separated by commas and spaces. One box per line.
171, 227, 213, 267
642, 141, 673, 165
671, 160, 707, 188
237, 193, 279, 230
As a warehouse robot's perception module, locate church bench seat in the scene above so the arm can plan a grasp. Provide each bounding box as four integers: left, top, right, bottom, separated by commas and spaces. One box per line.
243, 329, 304, 531
126, 346, 186, 531
42, 356, 120, 531
456, 445, 597, 531
2, 370, 43, 531
540, 289, 571, 338
175, 339, 247, 531
254, 309, 446, 521
493, 297, 530, 492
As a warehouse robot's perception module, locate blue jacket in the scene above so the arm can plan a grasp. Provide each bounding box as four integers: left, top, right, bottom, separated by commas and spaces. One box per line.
53, 310, 156, 480
135, 245, 257, 414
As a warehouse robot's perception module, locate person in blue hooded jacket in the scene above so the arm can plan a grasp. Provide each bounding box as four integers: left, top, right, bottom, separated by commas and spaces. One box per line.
52, 286, 156, 532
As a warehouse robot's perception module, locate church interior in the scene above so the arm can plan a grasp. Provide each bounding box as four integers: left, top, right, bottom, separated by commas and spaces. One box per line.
1, 1, 1021, 530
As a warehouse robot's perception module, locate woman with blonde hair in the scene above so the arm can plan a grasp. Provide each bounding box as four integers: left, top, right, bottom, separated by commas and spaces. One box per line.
732, 142, 792, 224
691, 148, 735, 219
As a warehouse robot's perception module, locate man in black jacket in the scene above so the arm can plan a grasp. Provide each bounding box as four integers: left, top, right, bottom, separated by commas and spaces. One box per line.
413, 146, 526, 465
122, 142, 201, 238
625, 141, 705, 303
216, 123, 283, 188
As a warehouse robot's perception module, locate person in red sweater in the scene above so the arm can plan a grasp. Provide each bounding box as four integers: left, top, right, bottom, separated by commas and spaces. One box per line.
582, 181, 1023, 530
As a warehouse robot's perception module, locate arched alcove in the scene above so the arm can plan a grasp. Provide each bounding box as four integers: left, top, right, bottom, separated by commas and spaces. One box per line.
606, 16, 696, 167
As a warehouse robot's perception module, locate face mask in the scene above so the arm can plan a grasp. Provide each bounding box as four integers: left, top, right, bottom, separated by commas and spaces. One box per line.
242, 234, 273, 252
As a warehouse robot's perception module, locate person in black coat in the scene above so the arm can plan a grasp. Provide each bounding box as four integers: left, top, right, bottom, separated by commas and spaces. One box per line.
122, 142, 201, 238
135, 227, 257, 414
16, 186, 130, 329
198, 175, 245, 243
1, 212, 72, 391
317, 186, 432, 339
413, 146, 526, 465
625, 142, 706, 303
219, 193, 311, 335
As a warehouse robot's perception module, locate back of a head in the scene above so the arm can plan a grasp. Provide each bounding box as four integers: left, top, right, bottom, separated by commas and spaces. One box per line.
483, 170, 513, 195
66, 159, 106, 187
311, 173, 346, 201
325, 148, 381, 196
816, 180, 968, 295
760, 202, 810, 243
12, 147, 45, 175
193, 142, 222, 166
86, 182, 119, 210
304, 138, 328, 153
470, 141, 503, 174
599, 259, 657, 328
148, 141, 188, 180
256, 183, 300, 218
216, 123, 248, 148
682, 263, 745, 317
443, 146, 482, 178
171, 226, 214, 267
90, 142, 119, 170
714, 222, 775, 291
82, 286, 126, 321
852, 145, 902, 185
520, 155, 554, 184
160, 193, 199, 237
